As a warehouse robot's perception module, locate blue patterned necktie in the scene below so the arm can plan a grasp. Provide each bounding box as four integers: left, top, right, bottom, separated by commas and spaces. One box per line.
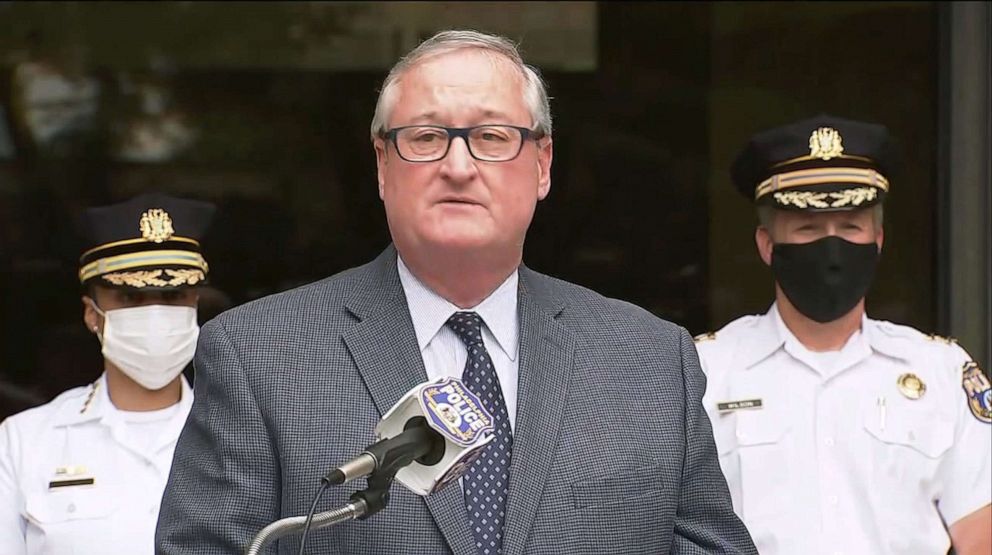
446, 311, 512, 555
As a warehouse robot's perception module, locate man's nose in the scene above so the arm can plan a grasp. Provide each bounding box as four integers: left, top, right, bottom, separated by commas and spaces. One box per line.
439, 137, 479, 181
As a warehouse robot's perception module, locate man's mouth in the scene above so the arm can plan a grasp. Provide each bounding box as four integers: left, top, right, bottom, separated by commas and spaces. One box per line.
438, 197, 481, 206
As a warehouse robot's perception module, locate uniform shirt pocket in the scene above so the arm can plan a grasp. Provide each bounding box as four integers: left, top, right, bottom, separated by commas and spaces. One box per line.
26, 488, 117, 523
24, 489, 120, 553
863, 405, 953, 459
733, 411, 792, 521
862, 399, 953, 530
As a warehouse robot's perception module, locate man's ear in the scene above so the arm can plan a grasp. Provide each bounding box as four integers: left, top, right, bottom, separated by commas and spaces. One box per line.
536, 137, 553, 200
755, 226, 775, 266
876, 225, 885, 253
374, 138, 388, 200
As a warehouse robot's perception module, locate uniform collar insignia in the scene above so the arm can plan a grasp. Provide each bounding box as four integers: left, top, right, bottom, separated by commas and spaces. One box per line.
51, 373, 194, 427
51, 378, 108, 427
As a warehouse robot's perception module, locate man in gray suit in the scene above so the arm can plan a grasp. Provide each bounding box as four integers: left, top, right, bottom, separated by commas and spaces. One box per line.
156, 30, 756, 554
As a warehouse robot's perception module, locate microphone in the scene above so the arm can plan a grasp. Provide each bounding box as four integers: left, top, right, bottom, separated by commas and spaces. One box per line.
245, 377, 495, 555
323, 376, 495, 495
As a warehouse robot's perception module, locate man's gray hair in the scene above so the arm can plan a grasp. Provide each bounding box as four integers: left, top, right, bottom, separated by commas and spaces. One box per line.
757, 204, 885, 234
369, 29, 552, 140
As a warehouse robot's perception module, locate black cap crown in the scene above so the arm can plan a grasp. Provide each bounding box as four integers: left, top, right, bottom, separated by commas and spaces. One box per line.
79, 192, 215, 289
731, 114, 893, 211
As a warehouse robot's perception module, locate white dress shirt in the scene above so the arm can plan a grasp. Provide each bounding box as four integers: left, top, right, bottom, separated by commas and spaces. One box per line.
396, 255, 520, 431
0, 373, 193, 555
697, 303, 992, 555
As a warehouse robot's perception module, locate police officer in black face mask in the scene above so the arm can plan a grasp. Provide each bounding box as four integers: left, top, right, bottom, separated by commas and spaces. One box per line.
695, 115, 991, 554
739, 114, 889, 325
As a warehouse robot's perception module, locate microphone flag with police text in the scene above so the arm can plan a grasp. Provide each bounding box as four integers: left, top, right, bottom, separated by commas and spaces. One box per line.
323, 376, 496, 495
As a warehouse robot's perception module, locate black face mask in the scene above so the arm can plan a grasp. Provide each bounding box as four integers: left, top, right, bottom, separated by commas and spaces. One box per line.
771, 236, 880, 323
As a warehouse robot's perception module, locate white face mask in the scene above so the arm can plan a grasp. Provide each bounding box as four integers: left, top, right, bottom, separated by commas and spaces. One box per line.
90, 302, 199, 390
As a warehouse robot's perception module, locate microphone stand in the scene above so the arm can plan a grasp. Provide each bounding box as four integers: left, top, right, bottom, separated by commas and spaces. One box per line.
243, 498, 368, 555
243, 455, 406, 555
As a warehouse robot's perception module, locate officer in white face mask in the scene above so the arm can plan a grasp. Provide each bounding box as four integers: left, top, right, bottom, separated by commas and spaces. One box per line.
0, 192, 214, 555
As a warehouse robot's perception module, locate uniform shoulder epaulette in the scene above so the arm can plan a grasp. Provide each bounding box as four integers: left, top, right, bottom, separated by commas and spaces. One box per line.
874, 320, 933, 343
741, 313, 764, 328
925, 333, 958, 345
693, 331, 717, 343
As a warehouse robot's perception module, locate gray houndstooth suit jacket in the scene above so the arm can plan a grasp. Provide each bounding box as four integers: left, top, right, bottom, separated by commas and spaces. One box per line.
155, 246, 756, 554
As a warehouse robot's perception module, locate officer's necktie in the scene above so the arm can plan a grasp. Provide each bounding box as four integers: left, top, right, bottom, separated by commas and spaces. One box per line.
446, 311, 512, 555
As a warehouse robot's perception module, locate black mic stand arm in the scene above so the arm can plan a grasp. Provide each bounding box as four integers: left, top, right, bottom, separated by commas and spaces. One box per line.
243, 429, 435, 555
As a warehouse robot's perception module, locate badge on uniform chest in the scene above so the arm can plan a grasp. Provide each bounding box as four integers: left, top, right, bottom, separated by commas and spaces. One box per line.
896, 373, 926, 400
48, 465, 95, 489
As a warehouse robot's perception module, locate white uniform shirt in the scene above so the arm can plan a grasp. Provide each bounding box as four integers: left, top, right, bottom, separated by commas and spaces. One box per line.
397, 256, 520, 431
697, 303, 992, 555
0, 373, 193, 555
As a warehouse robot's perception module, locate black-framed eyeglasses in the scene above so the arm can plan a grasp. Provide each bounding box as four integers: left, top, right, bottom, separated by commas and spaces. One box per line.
381, 125, 544, 162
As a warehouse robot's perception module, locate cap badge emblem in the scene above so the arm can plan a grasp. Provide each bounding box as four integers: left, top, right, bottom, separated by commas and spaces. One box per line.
809, 126, 844, 160
139, 208, 174, 243
897, 373, 926, 400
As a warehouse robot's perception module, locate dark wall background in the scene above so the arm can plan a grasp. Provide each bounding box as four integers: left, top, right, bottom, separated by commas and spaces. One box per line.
0, 2, 939, 418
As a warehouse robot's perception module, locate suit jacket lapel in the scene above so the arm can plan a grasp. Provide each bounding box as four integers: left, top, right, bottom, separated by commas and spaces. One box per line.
502, 268, 577, 555
342, 246, 478, 555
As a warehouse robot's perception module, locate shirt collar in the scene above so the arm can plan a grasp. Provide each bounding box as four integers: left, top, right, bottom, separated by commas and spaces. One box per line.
770, 302, 874, 375
737, 303, 788, 369
771, 302, 807, 356
397, 255, 519, 361
52, 371, 193, 427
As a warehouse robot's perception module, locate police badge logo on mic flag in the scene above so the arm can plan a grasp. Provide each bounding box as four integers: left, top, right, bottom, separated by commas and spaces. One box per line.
375, 377, 495, 495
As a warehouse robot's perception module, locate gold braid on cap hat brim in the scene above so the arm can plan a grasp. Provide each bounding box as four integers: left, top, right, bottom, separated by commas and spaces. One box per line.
79, 236, 200, 261
754, 166, 889, 201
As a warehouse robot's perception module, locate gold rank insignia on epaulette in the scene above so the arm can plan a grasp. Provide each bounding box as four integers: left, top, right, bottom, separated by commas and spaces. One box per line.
961, 361, 992, 424
926, 333, 958, 345
694, 332, 717, 343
